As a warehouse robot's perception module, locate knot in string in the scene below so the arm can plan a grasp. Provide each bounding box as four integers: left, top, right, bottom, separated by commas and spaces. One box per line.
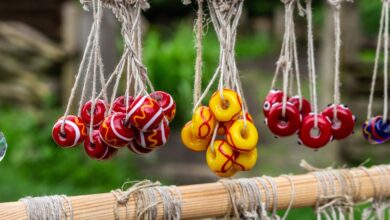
20, 195, 73, 220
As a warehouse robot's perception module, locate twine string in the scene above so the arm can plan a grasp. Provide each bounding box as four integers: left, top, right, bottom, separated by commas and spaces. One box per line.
193, 0, 204, 105
61, 2, 103, 132
195, 0, 247, 135
367, 2, 387, 120
384, 0, 389, 121
306, 0, 319, 127
331, 2, 342, 120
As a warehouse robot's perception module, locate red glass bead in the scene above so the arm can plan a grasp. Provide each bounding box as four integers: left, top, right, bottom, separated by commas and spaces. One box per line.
322, 104, 355, 140
266, 102, 301, 137
135, 119, 170, 149
84, 130, 112, 160
99, 112, 134, 148
298, 114, 333, 149
150, 91, 176, 122
52, 115, 87, 148
289, 96, 312, 119
127, 141, 153, 155
112, 96, 134, 113
127, 96, 164, 131
100, 147, 118, 160
263, 90, 284, 117
81, 99, 108, 128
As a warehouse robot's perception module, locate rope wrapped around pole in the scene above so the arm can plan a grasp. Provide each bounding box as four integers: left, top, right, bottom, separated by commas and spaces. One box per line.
0, 163, 390, 220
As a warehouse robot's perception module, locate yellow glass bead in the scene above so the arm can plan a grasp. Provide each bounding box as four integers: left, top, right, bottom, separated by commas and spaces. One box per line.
181, 121, 210, 152
206, 140, 234, 173
233, 148, 258, 171
216, 166, 238, 178
191, 106, 217, 139
209, 89, 243, 122
226, 119, 258, 152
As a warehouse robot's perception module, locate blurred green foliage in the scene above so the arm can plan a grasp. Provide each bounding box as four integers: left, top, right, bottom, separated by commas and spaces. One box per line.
0, 107, 142, 202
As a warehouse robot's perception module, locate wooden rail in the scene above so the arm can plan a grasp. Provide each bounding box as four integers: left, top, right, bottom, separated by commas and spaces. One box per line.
0, 165, 389, 220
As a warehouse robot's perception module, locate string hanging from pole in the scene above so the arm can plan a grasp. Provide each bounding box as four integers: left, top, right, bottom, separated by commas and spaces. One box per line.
53, 0, 177, 159
363, 0, 390, 145
263, 0, 310, 140
52, 0, 110, 152
181, 0, 260, 178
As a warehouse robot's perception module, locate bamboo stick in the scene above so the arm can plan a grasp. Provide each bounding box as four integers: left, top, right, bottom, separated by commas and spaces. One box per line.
0, 165, 389, 220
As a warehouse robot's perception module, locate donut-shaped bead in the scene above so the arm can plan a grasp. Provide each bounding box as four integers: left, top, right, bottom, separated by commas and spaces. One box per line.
206, 140, 234, 174
373, 116, 390, 142
322, 104, 355, 140
266, 102, 301, 137
192, 106, 217, 139
52, 115, 87, 148
298, 114, 333, 149
363, 116, 390, 144
181, 122, 210, 152
233, 148, 258, 171
209, 89, 243, 122
135, 119, 170, 149
127, 141, 153, 155
289, 96, 311, 119
127, 96, 164, 131
81, 99, 108, 128
362, 119, 381, 144
99, 112, 134, 148
226, 119, 258, 152
263, 90, 284, 117
84, 130, 111, 160
150, 91, 176, 122
100, 146, 118, 160
112, 96, 134, 114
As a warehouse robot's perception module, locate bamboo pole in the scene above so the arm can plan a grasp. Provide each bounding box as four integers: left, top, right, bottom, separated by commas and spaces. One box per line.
0, 165, 389, 220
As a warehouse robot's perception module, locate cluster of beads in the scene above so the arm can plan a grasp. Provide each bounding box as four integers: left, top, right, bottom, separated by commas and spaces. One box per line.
52, 91, 176, 160
182, 88, 259, 177
362, 116, 390, 144
263, 90, 355, 149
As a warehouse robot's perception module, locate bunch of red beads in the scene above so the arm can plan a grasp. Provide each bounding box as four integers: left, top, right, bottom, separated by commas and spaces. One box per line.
52, 91, 176, 160
263, 89, 355, 149
182, 88, 259, 177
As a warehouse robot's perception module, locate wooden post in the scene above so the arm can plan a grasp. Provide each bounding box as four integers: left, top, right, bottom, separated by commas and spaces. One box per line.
0, 165, 389, 220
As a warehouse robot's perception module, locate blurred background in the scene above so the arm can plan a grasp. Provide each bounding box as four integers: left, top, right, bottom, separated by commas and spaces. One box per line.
0, 0, 388, 218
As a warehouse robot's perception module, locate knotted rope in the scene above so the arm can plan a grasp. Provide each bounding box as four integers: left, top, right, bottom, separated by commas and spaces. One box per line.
220, 176, 296, 220
20, 195, 73, 220
111, 180, 182, 220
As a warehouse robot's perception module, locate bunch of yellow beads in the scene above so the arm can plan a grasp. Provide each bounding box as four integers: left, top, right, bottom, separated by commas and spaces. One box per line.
181, 88, 259, 177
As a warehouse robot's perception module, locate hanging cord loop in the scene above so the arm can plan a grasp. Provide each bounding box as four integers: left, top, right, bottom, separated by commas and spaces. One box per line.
327, 0, 353, 120
306, 0, 319, 127
193, 0, 204, 105
272, 0, 305, 117
367, 0, 389, 121
61, 0, 106, 136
